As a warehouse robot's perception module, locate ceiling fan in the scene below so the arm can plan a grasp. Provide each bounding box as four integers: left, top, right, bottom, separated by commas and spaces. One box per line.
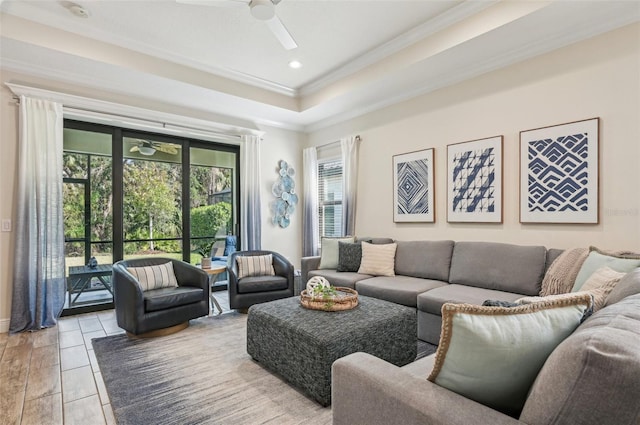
177, 0, 297, 50
130, 140, 181, 156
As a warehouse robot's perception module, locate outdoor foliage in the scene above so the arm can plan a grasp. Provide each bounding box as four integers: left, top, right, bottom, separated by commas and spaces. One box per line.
191, 202, 232, 255
63, 150, 233, 260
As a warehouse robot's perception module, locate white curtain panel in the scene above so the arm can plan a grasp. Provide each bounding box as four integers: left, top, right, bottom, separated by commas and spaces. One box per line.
340, 136, 360, 236
240, 134, 262, 250
10, 96, 66, 332
302, 147, 319, 256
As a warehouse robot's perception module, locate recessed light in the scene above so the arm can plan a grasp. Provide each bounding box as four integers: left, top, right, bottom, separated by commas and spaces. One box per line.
288, 60, 302, 69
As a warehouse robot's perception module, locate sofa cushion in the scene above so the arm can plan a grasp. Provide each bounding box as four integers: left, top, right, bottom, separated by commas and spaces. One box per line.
402, 354, 436, 378
394, 240, 454, 281
319, 237, 355, 269
448, 242, 546, 296
604, 266, 640, 307
572, 248, 640, 291
358, 242, 397, 276
520, 293, 640, 425
144, 286, 203, 312
417, 284, 523, 315
237, 275, 288, 294
308, 269, 371, 289
127, 261, 178, 291
428, 293, 593, 417
356, 276, 446, 307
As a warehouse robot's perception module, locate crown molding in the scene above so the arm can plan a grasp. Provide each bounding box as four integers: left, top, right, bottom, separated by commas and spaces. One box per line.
305, 8, 640, 133
298, 0, 497, 97
6, 82, 264, 140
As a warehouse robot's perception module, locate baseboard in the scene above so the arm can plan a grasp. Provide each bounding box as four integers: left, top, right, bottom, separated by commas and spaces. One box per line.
0, 318, 9, 333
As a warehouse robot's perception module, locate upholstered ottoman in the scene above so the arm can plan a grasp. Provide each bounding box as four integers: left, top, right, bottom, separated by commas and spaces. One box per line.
247, 295, 416, 406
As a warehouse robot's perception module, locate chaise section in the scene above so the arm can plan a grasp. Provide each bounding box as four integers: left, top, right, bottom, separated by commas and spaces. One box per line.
356, 276, 447, 307
417, 285, 525, 344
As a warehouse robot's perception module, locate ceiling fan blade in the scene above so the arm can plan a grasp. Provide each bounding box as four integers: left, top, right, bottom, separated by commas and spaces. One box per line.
155, 145, 179, 155
130, 146, 140, 153
265, 15, 297, 50
176, 0, 248, 8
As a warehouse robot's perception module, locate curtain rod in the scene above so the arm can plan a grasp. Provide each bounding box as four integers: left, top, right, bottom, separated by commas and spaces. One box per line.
317, 135, 361, 150
11, 95, 243, 140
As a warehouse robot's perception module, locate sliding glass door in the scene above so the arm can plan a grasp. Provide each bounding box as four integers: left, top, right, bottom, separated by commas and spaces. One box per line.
62, 121, 239, 314
122, 135, 184, 262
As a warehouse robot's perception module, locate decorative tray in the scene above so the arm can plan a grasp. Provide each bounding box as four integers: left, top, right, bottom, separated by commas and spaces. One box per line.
300, 287, 358, 312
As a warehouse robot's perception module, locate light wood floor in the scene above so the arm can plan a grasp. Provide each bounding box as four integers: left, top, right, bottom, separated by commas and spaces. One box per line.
0, 291, 230, 425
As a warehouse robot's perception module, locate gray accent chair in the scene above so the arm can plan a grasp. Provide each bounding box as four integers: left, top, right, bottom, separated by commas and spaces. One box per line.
112, 257, 209, 335
228, 250, 294, 310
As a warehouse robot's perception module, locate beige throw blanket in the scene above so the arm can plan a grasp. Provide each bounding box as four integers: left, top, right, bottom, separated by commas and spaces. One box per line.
540, 248, 589, 296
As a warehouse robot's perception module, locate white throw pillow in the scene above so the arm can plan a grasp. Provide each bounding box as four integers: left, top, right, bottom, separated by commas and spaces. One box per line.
358, 242, 397, 277
127, 262, 178, 291
319, 237, 354, 269
236, 254, 275, 279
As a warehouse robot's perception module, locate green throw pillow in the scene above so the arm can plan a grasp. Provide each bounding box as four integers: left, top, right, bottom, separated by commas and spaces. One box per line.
318, 237, 354, 269
428, 293, 593, 417
573, 248, 640, 292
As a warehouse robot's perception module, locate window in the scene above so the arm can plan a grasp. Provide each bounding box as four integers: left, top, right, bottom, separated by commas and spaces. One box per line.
318, 158, 343, 238
62, 120, 239, 314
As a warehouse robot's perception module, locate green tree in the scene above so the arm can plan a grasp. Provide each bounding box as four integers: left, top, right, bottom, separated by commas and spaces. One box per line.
123, 160, 181, 251
191, 202, 232, 255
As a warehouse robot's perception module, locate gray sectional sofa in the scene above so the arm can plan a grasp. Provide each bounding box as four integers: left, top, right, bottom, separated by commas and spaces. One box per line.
301, 239, 563, 344
331, 274, 640, 425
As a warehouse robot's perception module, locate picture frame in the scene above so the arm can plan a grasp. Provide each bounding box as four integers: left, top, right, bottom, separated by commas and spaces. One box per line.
447, 136, 503, 223
393, 148, 435, 222
520, 118, 599, 224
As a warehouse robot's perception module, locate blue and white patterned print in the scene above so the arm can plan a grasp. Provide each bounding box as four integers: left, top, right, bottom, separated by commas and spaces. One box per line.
451, 148, 495, 213
397, 159, 430, 214
527, 133, 589, 212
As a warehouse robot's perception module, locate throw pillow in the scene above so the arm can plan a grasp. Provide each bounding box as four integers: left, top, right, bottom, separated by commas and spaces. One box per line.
604, 267, 640, 307
358, 241, 397, 277
427, 293, 593, 417
236, 254, 275, 279
318, 237, 354, 269
127, 262, 178, 291
572, 247, 640, 292
337, 241, 363, 272
579, 266, 626, 310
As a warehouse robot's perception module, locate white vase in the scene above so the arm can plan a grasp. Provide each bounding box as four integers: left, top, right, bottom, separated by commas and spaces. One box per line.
201, 257, 211, 269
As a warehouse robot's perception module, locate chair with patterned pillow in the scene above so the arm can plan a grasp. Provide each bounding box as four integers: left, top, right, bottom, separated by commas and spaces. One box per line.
112, 257, 209, 337
228, 250, 294, 311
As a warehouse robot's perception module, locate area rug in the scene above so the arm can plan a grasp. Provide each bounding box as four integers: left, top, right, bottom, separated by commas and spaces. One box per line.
93, 313, 437, 424
92, 313, 331, 425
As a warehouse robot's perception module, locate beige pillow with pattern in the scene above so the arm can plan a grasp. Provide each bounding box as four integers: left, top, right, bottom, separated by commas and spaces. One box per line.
358, 242, 397, 276
580, 266, 626, 310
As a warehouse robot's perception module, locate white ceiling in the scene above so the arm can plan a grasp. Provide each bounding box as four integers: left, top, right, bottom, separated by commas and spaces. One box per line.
1, 0, 639, 132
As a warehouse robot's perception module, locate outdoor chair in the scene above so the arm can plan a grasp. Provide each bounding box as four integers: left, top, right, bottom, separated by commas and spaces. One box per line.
112, 257, 209, 337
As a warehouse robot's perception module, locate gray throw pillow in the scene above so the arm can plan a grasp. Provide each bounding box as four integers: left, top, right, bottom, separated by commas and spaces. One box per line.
337, 241, 363, 272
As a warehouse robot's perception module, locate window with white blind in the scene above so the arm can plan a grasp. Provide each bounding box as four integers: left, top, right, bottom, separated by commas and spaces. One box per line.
318, 158, 343, 238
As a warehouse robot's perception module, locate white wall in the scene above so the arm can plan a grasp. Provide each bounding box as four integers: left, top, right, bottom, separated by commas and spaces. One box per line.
307, 23, 640, 252
0, 70, 304, 332
257, 125, 304, 268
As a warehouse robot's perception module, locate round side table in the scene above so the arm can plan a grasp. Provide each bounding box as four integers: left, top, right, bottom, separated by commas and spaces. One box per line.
200, 265, 227, 315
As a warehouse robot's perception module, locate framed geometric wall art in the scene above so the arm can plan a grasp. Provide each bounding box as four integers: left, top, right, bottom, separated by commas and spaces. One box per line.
520, 118, 599, 224
393, 148, 435, 222
447, 136, 503, 223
